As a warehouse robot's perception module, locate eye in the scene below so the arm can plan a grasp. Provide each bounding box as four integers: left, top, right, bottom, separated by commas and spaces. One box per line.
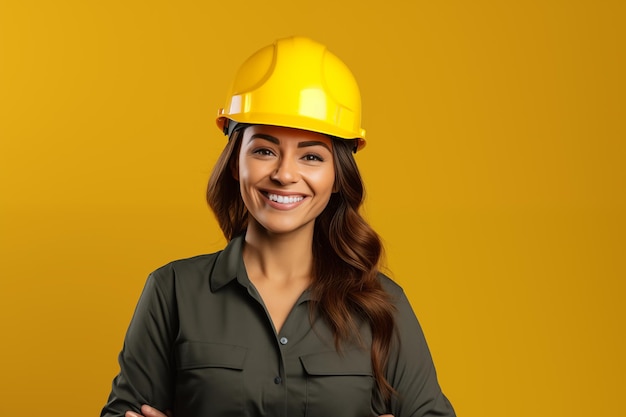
252, 148, 275, 157
302, 153, 324, 162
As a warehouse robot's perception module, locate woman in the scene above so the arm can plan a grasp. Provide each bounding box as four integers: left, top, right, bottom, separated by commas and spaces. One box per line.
102, 36, 455, 417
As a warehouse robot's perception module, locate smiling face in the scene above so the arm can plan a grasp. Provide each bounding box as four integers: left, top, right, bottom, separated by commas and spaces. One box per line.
236, 125, 336, 237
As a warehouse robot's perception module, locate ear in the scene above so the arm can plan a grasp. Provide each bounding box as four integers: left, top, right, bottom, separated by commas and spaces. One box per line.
230, 155, 239, 181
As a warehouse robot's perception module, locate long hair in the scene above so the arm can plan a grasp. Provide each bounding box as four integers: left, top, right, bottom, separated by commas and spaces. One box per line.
207, 129, 396, 403
207, 128, 248, 239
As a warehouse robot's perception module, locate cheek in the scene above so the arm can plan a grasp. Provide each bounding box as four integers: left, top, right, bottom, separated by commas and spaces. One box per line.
313, 169, 336, 196
237, 157, 258, 186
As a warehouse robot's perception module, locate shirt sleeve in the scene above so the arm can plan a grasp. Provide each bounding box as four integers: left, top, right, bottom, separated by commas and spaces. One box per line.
385, 286, 456, 417
101, 268, 178, 417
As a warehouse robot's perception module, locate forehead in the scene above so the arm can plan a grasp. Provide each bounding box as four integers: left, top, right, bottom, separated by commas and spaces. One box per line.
243, 125, 333, 148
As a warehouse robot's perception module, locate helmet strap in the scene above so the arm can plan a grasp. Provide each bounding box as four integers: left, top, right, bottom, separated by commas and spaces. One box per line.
225, 120, 249, 139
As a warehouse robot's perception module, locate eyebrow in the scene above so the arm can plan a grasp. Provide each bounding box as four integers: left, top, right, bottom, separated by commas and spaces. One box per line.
249, 133, 331, 151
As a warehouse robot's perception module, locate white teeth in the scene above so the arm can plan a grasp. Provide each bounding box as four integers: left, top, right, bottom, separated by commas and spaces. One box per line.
268, 193, 304, 204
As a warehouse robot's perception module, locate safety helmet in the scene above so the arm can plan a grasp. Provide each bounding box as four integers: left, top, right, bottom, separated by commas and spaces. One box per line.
216, 36, 366, 151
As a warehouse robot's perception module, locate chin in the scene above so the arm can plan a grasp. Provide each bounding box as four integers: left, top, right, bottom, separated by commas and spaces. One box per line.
253, 218, 315, 236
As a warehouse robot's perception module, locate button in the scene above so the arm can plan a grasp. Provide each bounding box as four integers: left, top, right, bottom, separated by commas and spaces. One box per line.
274, 376, 282, 384
279, 337, 288, 345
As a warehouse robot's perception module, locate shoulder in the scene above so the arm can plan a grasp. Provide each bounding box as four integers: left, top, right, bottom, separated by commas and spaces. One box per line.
147, 251, 224, 289
152, 252, 221, 275
164, 252, 222, 273
147, 235, 244, 293
377, 272, 405, 298
377, 272, 418, 317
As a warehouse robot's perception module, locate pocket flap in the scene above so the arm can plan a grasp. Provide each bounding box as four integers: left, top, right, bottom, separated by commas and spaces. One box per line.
176, 342, 247, 371
300, 349, 372, 376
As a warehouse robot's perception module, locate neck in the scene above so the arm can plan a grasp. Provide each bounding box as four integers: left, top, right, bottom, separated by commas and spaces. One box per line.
243, 220, 314, 284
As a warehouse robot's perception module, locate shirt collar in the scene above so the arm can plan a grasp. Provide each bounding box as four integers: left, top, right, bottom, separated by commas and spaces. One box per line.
209, 233, 246, 292
208, 232, 318, 302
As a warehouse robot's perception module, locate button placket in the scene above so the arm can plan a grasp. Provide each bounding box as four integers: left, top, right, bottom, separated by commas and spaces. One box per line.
273, 335, 288, 386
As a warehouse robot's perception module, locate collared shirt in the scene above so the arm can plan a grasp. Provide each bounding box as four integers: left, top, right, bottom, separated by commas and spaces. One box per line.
101, 235, 455, 417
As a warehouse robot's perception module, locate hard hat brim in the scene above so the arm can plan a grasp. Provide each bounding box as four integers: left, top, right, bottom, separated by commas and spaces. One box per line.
217, 113, 366, 151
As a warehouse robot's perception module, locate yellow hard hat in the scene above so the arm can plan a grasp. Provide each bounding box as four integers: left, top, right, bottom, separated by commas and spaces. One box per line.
216, 36, 366, 151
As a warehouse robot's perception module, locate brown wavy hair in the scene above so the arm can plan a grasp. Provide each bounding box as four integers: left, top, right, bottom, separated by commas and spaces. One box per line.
207, 127, 396, 403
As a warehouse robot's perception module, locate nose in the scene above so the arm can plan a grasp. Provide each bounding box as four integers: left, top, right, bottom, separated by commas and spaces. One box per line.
270, 156, 300, 184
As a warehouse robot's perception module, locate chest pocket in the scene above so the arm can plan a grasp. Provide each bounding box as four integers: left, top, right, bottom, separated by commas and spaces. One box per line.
300, 349, 374, 417
175, 342, 247, 416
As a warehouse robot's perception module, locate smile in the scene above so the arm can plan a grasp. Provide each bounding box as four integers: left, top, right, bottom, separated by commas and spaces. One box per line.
267, 193, 305, 204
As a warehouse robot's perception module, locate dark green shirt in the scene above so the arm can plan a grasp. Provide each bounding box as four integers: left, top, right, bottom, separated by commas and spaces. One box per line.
102, 235, 455, 417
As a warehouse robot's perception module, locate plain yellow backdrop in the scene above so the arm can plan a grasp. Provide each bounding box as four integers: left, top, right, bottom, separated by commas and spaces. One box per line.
1, 1, 624, 416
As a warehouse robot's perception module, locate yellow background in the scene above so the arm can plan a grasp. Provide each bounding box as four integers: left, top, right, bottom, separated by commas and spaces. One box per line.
1, 1, 624, 416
